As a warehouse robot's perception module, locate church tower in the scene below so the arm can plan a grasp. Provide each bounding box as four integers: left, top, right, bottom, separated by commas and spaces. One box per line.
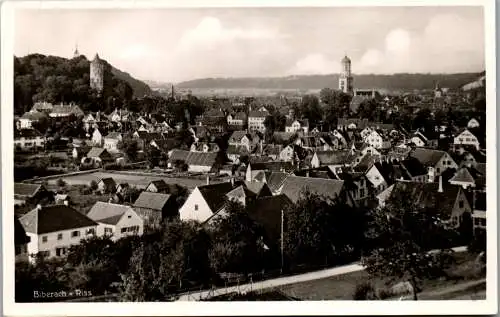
73, 44, 80, 59
90, 53, 104, 93
338, 55, 353, 94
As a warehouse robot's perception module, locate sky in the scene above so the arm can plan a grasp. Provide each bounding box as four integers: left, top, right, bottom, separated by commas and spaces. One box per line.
14, 6, 484, 83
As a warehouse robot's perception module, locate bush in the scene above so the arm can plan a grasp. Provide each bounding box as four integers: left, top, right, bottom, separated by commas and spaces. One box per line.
353, 282, 378, 300
376, 288, 394, 300
57, 178, 66, 187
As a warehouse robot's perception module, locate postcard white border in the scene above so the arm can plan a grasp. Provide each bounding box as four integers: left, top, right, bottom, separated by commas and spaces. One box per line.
2, 0, 497, 315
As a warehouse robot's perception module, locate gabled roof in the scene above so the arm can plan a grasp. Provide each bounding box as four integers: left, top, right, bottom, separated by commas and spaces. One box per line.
98, 177, 116, 187
244, 181, 272, 197
229, 130, 251, 143
226, 185, 256, 201
386, 180, 465, 217
253, 171, 289, 193
146, 180, 168, 192
227, 144, 250, 156
14, 183, 43, 198
21, 111, 48, 121
249, 161, 294, 173
15, 216, 30, 245
314, 150, 353, 166
133, 192, 173, 211
279, 175, 345, 203
273, 132, 296, 143
185, 151, 219, 167
409, 148, 448, 167
198, 181, 242, 212
449, 167, 477, 184
87, 201, 135, 225
168, 149, 191, 163
400, 157, 427, 177
248, 110, 269, 118
20, 205, 97, 234
86, 147, 111, 158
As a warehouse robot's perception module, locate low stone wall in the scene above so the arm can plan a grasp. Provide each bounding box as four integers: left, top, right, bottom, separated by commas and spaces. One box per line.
23, 169, 102, 183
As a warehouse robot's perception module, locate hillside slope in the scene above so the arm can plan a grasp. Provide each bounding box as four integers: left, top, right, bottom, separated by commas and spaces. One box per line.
176, 73, 482, 91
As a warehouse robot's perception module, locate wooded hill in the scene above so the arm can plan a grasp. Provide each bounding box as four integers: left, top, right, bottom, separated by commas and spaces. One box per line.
176, 73, 483, 91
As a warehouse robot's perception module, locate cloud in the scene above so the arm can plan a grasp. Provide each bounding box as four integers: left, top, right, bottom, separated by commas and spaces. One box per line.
287, 53, 339, 75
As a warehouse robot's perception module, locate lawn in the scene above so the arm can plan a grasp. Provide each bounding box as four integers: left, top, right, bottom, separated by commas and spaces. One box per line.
275, 251, 486, 300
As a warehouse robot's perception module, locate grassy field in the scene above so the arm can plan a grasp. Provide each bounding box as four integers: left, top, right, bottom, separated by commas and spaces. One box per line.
47, 171, 224, 189
275, 251, 486, 300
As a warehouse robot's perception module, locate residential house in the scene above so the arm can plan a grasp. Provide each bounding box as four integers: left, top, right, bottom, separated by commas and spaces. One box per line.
278, 175, 354, 205
179, 181, 239, 223
246, 162, 294, 182
31, 101, 54, 113
279, 145, 295, 162
273, 132, 296, 145
226, 145, 250, 164
97, 177, 116, 194
19, 205, 98, 262
145, 180, 169, 193
15, 216, 30, 262
17, 111, 48, 130
409, 148, 458, 182
104, 132, 123, 153
262, 144, 283, 160
83, 147, 114, 167
227, 112, 247, 129
185, 151, 223, 173
228, 130, 259, 152
337, 118, 370, 131
364, 130, 391, 149
248, 110, 269, 132
471, 191, 486, 235
115, 183, 130, 194
14, 183, 51, 206
82, 113, 96, 132
332, 171, 370, 207
449, 167, 485, 189
91, 128, 104, 147
190, 142, 220, 153
167, 149, 191, 169
14, 129, 45, 151
410, 130, 438, 149
310, 150, 354, 169
49, 103, 84, 118
454, 129, 481, 150
87, 202, 144, 240
133, 192, 178, 227
377, 178, 472, 229
285, 119, 309, 134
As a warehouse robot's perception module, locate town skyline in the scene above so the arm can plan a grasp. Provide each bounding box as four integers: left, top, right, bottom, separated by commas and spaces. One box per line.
14, 6, 484, 83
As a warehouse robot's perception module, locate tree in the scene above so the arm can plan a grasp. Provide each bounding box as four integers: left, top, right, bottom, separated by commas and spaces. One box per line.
57, 178, 67, 188
118, 138, 139, 162
361, 189, 455, 300
89, 180, 98, 191
298, 95, 322, 129
208, 201, 268, 274
320, 88, 351, 129
283, 190, 366, 268
357, 99, 378, 121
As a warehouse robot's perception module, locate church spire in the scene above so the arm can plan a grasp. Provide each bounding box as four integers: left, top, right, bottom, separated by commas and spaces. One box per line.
73, 43, 79, 58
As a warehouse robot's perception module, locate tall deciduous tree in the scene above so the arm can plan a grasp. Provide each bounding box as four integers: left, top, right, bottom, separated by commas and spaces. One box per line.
361, 189, 455, 300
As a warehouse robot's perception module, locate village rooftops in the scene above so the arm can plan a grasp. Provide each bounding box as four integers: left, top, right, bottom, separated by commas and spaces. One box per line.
87, 201, 135, 225
279, 175, 345, 203
248, 110, 270, 118
133, 192, 173, 211
14, 129, 43, 139
20, 205, 97, 234
14, 183, 45, 198
409, 148, 449, 167
198, 181, 243, 213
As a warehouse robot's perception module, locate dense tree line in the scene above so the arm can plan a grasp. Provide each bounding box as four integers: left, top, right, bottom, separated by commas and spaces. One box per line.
14, 54, 149, 115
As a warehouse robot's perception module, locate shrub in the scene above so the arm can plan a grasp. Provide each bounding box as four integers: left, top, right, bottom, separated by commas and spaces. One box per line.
57, 178, 66, 187
377, 288, 394, 300
353, 282, 377, 300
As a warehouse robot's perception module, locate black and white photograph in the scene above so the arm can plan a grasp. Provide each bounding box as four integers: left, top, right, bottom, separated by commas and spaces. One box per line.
2, 0, 497, 315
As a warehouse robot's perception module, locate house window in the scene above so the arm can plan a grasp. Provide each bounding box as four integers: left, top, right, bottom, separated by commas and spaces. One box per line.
121, 226, 140, 233
56, 247, 67, 257
87, 228, 95, 235
436, 168, 440, 173
42, 236, 48, 243
194, 204, 199, 211
71, 230, 80, 238
105, 227, 113, 234
480, 218, 486, 227
459, 200, 464, 208
57, 233, 63, 240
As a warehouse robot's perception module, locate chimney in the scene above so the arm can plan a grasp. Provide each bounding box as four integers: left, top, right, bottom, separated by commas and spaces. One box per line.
438, 176, 443, 193
206, 175, 210, 185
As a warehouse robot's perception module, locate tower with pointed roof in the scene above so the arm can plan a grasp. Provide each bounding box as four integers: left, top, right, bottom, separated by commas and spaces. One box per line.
339, 55, 353, 94
90, 53, 104, 93
73, 44, 80, 59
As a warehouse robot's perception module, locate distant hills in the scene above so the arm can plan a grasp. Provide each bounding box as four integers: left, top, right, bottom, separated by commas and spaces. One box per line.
176, 73, 483, 91
110, 67, 152, 97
